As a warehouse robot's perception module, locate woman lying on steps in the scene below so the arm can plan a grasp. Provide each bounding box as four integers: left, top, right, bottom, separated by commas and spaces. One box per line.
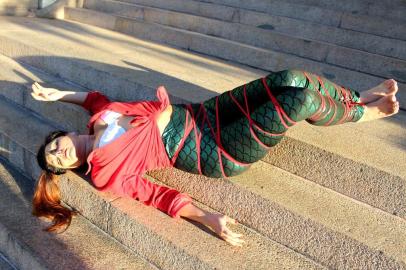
31, 69, 400, 247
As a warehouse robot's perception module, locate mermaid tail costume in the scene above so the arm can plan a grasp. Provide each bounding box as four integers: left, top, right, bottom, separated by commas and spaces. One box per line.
162, 70, 365, 178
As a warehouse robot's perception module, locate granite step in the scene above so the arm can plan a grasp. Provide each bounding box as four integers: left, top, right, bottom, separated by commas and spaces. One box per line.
187, 0, 342, 27
104, 0, 406, 59
0, 157, 157, 270
0, 16, 404, 218
0, 0, 36, 16
0, 7, 32, 16
149, 161, 406, 269
0, 0, 37, 9
191, 0, 406, 40
115, 0, 406, 42
281, 0, 406, 22
0, 252, 16, 270
0, 14, 405, 268
62, 7, 406, 106
81, 0, 406, 78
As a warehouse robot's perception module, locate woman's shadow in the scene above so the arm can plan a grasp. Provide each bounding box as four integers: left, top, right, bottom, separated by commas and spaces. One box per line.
0, 156, 92, 270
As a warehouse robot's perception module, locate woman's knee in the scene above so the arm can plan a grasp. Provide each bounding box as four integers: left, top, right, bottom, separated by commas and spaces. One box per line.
275, 87, 322, 122
268, 69, 307, 88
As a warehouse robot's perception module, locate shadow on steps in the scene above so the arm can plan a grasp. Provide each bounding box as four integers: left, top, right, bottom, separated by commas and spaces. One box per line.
0, 157, 92, 270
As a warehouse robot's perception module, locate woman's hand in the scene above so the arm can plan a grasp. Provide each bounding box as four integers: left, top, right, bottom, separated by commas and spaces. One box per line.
177, 203, 245, 247
31, 82, 65, 102
203, 213, 245, 247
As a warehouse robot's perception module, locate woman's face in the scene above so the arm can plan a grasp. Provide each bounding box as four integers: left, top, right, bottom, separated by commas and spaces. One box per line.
44, 133, 82, 169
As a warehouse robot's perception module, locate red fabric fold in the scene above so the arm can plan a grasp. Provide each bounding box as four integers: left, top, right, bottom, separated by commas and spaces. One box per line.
81, 86, 191, 218
121, 174, 192, 218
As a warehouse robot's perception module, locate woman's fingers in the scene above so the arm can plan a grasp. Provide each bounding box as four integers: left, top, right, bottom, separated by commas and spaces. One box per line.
31, 89, 46, 99
34, 81, 42, 88
221, 233, 245, 247
205, 214, 245, 247
221, 234, 241, 246
32, 82, 45, 97
31, 83, 40, 94
31, 92, 46, 101
223, 216, 241, 235
33, 81, 42, 89
224, 227, 243, 238
32, 82, 47, 94
223, 216, 245, 246
220, 218, 245, 247
223, 228, 244, 244
224, 215, 239, 226
31, 82, 56, 101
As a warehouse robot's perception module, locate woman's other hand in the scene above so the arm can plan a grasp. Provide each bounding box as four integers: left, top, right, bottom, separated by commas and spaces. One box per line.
178, 203, 245, 247
203, 213, 245, 247
31, 82, 65, 102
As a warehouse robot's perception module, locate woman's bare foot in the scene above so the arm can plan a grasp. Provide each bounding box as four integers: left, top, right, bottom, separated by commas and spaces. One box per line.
360, 79, 398, 104
358, 94, 399, 122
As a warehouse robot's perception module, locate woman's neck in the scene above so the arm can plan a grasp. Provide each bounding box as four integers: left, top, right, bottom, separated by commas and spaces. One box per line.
77, 135, 95, 161
85, 135, 95, 156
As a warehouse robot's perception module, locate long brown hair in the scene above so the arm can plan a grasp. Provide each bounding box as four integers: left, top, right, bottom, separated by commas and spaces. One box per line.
33, 131, 76, 232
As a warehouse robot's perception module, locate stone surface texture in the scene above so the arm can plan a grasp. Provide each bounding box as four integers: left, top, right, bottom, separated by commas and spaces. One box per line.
0, 0, 405, 268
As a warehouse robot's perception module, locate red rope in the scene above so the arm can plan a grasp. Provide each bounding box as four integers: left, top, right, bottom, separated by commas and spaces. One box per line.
229, 87, 286, 136
189, 104, 203, 175
303, 71, 366, 124
170, 107, 194, 165
262, 78, 297, 128
317, 76, 337, 126
303, 72, 327, 120
173, 75, 349, 177
215, 96, 227, 178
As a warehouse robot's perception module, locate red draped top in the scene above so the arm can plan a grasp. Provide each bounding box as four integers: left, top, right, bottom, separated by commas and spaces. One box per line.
82, 86, 192, 218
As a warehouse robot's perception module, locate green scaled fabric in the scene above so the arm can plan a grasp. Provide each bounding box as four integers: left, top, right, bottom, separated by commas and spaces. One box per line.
162, 69, 365, 178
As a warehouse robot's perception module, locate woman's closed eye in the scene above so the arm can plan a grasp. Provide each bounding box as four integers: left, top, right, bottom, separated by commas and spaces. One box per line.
50, 139, 63, 166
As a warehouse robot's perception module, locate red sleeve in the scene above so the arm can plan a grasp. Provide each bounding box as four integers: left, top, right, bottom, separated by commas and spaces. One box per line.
121, 174, 192, 218
81, 91, 111, 115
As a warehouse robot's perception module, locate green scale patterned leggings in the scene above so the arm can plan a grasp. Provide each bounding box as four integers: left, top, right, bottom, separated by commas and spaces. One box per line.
161, 69, 365, 178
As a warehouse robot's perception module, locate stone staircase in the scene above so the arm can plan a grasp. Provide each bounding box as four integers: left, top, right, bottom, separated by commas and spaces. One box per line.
0, 155, 156, 270
0, 0, 405, 269
0, 0, 37, 16
0, 251, 17, 270
64, 0, 406, 107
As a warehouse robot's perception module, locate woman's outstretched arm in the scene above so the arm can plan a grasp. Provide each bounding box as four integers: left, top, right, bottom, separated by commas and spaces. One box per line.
31, 82, 88, 105
122, 174, 245, 247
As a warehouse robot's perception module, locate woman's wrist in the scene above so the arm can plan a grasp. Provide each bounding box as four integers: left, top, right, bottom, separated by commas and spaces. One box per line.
59, 91, 89, 105
177, 203, 212, 223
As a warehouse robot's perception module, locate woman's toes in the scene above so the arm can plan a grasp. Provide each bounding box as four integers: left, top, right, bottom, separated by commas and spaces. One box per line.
389, 99, 400, 114
378, 95, 397, 115
394, 101, 400, 112
384, 79, 398, 94
391, 104, 397, 114
361, 79, 399, 104
384, 79, 394, 87
359, 94, 399, 122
